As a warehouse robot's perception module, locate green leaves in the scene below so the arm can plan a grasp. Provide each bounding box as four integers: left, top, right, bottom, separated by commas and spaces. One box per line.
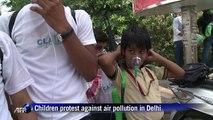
2, 0, 30, 11
139, 14, 174, 60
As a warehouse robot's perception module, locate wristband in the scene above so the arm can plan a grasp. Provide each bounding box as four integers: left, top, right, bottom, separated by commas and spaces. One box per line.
57, 28, 74, 42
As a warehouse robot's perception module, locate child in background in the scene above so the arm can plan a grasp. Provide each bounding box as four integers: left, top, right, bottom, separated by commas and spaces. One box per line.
86, 28, 113, 103
86, 28, 115, 120
98, 27, 185, 120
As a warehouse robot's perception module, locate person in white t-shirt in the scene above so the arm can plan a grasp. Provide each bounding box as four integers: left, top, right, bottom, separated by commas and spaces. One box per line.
0, 31, 37, 120
173, 12, 184, 67
0, 0, 97, 120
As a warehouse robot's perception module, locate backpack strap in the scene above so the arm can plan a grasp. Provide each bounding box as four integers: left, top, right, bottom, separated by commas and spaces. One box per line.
9, 10, 20, 41
112, 70, 127, 120
71, 9, 77, 24
0, 48, 3, 76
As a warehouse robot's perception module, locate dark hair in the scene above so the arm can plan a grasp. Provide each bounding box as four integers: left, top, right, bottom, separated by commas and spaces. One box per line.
121, 27, 151, 51
203, 10, 213, 19
197, 10, 213, 35
93, 28, 109, 43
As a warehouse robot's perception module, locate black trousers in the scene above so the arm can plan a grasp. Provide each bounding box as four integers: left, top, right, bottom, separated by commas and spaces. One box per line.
80, 113, 116, 120
91, 113, 115, 120
80, 114, 93, 120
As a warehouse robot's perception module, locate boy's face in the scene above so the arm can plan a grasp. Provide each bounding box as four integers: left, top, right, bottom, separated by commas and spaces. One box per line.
123, 44, 148, 69
95, 42, 107, 57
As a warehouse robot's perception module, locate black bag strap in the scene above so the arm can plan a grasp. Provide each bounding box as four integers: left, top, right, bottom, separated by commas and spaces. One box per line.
9, 10, 20, 41
0, 48, 3, 76
71, 9, 77, 24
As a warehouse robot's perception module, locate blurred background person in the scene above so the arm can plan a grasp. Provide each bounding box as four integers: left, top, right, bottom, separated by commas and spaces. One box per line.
173, 10, 184, 67
197, 10, 213, 67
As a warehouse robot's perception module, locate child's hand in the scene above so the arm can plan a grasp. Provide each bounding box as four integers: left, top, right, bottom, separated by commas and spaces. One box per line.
30, 0, 71, 34
146, 49, 159, 62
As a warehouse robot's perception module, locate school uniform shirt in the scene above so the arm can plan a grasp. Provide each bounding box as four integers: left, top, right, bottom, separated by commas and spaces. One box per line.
113, 65, 167, 120
0, 31, 34, 120
0, 3, 96, 120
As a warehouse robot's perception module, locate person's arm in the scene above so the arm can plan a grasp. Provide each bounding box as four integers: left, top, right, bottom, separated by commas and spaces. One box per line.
98, 46, 121, 78
146, 49, 185, 78
9, 89, 37, 120
30, 0, 97, 81
5, 92, 18, 120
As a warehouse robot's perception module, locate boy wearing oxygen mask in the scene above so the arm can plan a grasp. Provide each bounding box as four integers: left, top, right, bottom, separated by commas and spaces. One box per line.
98, 27, 185, 120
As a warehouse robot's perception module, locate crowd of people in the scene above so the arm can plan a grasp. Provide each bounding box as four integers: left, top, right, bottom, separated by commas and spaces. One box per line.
173, 9, 213, 67
2, 1, 213, 120
197, 10, 213, 67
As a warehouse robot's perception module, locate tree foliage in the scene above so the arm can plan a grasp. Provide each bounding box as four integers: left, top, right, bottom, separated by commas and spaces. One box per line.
2, 0, 175, 60
64, 0, 140, 33
2, 0, 30, 11
64, 0, 142, 50
139, 15, 174, 60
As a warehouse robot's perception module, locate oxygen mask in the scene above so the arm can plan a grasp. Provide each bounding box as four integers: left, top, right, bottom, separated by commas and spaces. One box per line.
101, 48, 107, 54
132, 56, 142, 77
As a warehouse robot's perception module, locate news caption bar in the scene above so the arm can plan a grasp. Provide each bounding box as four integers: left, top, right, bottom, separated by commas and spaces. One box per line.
14, 103, 201, 113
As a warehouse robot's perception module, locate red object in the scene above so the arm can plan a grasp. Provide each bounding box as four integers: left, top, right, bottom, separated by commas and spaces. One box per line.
86, 75, 101, 102
133, 0, 165, 13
